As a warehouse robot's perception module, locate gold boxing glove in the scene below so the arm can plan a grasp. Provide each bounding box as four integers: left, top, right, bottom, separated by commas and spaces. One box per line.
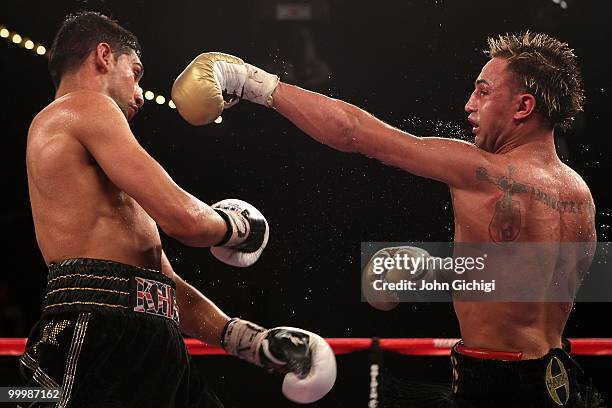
171, 52, 280, 125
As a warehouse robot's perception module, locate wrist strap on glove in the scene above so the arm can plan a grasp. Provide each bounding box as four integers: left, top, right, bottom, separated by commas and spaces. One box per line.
214, 209, 249, 248
221, 318, 265, 366
243, 63, 280, 107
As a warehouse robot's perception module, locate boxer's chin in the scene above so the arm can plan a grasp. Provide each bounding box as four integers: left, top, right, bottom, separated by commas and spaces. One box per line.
127, 106, 136, 122
474, 133, 491, 152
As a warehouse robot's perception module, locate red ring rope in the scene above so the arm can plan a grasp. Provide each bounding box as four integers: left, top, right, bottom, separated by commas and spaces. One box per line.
1, 338, 611, 357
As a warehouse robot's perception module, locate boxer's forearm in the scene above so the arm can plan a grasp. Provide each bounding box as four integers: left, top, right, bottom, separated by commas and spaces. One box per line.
161, 251, 230, 345
175, 276, 230, 346
160, 196, 228, 247
271, 82, 430, 170
272, 82, 489, 186
272, 82, 365, 152
272, 82, 407, 155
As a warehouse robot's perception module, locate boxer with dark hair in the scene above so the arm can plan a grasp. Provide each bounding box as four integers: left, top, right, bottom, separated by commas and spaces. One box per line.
23, 11, 335, 407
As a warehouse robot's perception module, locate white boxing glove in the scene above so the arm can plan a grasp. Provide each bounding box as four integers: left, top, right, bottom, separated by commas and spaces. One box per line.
222, 318, 336, 404
211, 199, 269, 267
172, 52, 280, 125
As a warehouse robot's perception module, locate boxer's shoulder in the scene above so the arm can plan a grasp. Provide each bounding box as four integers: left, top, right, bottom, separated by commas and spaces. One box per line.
558, 161, 593, 198
27, 101, 91, 164
28, 92, 105, 141
34, 91, 120, 131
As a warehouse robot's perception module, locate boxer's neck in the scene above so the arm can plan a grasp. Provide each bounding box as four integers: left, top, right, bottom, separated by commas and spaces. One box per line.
55, 62, 111, 99
493, 120, 555, 156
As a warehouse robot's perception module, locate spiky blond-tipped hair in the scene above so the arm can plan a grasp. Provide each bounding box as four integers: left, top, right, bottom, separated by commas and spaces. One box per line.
486, 32, 584, 131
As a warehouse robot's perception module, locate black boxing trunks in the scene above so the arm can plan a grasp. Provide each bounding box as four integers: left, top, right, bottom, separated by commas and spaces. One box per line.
377, 341, 605, 408
19, 258, 223, 408
451, 341, 606, 408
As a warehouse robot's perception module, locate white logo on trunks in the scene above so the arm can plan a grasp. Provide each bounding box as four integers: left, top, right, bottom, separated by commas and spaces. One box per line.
545, 356, 570, 406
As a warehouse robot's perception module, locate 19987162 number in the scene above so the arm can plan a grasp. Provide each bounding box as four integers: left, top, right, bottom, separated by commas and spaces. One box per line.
1, 387, 61, 402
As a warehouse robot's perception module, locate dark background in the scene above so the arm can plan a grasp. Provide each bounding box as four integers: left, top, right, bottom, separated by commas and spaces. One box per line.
1, 0, 611, 406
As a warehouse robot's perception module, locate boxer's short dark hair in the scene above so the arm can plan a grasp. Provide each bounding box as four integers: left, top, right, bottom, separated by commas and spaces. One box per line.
48, 11, 141, 88
486, 32, 584, 131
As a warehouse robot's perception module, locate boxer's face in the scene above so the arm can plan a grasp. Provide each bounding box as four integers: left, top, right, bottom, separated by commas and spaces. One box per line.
107, 50, 145, 122
465, 58, 521, 152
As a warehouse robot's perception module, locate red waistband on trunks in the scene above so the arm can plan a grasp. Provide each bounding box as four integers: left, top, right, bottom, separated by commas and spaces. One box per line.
455, 343, 523, 361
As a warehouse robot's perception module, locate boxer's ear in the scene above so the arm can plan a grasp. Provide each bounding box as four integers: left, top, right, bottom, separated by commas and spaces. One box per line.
514, 92, 537, 121
94, 43, 113, 73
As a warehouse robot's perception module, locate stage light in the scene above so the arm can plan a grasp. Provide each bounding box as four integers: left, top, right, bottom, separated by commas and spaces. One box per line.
0, 22, 174, 112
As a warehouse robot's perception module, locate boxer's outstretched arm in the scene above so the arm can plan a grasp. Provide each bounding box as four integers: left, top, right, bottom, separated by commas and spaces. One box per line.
161, 251, 230, 345
272, 83, 492, 188
172, 53, 493, 188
